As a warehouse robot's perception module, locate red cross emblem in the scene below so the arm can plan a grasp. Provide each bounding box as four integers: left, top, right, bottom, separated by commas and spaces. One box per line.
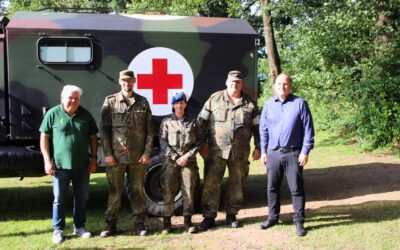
137, 59, 183, 104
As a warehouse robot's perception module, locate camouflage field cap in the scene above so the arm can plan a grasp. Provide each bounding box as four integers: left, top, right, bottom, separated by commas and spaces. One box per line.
227, 70, 243, 81
171, 92, 187, 104
119, 70, 135, 80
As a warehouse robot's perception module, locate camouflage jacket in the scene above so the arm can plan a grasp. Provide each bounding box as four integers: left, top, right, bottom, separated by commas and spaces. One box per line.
100, 91, 153, 164
159, 113, 202, 162
198, 90, 260, 160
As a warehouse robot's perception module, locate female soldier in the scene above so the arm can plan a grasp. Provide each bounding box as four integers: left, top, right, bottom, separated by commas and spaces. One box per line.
159, 92, 202, 234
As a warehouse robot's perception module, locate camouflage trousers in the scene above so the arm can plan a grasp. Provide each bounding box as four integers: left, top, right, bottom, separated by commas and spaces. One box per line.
104, 163, 146, 222
163, 159, 198, 217
201, 154, 250, 218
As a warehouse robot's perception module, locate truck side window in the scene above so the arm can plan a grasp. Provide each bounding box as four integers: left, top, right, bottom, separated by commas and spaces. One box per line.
37, 37, 93, 64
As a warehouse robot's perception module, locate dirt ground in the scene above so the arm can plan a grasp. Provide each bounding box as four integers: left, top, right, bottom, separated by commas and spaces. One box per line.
143, 153, 400, 249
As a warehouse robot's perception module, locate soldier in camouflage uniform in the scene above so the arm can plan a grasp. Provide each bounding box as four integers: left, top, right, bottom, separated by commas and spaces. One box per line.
159, 92, 202, 234
197, 70, 261, 231
100, 70, 153, 237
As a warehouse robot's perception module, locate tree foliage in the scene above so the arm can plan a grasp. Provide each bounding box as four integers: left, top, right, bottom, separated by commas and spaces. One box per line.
266, 0, 400, 149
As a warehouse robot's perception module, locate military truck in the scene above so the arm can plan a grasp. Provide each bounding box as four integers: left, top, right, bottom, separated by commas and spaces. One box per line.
0, 11, 258, 215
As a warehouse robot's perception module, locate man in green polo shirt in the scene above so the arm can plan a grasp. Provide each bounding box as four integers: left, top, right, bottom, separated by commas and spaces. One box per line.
40, 85, 98, 244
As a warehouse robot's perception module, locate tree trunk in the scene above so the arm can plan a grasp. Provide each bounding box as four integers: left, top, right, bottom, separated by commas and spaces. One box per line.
260, 0, 281, 87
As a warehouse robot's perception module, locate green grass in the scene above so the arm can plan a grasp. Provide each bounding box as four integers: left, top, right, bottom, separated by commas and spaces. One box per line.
0, 131, 399, 249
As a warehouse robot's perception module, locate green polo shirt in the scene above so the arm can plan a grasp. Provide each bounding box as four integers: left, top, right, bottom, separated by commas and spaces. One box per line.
40, 105, 98, 170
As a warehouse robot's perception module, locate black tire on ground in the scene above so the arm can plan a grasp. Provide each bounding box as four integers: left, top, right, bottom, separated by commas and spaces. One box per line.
144, 155, 183, 216
0, 146, 44, 178
144, 156, 202, 216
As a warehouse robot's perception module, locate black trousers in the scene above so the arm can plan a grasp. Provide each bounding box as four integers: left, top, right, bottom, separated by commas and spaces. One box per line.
266, 149, 305, 223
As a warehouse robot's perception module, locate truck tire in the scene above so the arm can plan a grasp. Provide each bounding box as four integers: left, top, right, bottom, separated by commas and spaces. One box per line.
144, 155, 183, 216
0, 146, 44, 178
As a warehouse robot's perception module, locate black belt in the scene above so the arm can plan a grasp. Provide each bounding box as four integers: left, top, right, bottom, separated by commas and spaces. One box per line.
273, 148, 300, 153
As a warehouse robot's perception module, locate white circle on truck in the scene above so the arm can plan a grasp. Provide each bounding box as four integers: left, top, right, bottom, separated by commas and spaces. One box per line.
129, 47, 194, 116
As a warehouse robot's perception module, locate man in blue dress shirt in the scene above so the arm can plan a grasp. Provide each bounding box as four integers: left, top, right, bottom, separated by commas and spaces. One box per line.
259, 73, 315, 236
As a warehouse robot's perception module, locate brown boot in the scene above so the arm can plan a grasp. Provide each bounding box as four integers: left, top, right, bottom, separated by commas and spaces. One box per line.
184, 215, 197, 234
162, 217, 172, 235
133, 221, 147, 236
100, 219, 117, 237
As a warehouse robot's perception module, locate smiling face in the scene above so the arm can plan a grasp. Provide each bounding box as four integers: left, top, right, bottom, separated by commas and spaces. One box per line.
274, 74, 292, 100
173, 99, 187, 116
61, 90, 81, 115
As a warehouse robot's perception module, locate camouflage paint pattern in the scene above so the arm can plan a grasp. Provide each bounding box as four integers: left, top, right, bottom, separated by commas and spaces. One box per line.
162, 160, 198, 216
100, 91, 152, 222
1, 11, 257, 145
159, 113, 202, 161
198, 89, 260, 159
104, 162, 147, 222
198, 89, 260, 218
100, 91, 153, 163
159, 113, 201, 216
201, 153, 249, 218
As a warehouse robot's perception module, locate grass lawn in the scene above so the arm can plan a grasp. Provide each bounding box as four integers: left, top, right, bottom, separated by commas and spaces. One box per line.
0, 131, 399, 249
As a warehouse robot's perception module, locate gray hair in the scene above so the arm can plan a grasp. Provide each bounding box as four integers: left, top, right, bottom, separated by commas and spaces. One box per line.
61, 85, 83, 98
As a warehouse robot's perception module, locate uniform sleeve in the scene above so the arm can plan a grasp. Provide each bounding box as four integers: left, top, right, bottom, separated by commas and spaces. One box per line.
159, 119, 180, 161
197, 97, 212, 139
143, 100, 154, 157
100, 98, 113, 157
186, 119, 204, 157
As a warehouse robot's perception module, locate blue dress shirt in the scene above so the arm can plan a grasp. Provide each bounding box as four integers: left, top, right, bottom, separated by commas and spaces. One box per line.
259, 94, 315, 155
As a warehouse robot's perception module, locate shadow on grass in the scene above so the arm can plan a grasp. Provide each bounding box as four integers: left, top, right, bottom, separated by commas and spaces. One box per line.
241, 162, 400, 209
317, 132, 356, 147
305, 200, 400, 231
239, 200, 400, 231
0, 162, 399, 221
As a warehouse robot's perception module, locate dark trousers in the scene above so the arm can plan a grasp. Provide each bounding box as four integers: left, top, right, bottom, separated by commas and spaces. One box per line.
266, 149, 305, 223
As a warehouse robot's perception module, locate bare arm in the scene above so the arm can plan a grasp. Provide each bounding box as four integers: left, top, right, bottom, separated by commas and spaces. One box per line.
40, 132, 56, 175
88, 134, 98, 173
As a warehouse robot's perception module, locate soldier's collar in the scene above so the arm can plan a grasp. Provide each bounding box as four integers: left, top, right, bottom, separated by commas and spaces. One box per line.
224, 89, 243, 105
117, 91, 135, 102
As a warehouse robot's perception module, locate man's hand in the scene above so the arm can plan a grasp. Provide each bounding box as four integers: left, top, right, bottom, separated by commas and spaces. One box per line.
261, 153, 268, 165
176, 154, 189, 167
298, 154, 308, 167
88, 158, 97, 174
252, 148, 261, 160
104, 155, 117, 167
138, 154, 150, 165
44, 160, 56, 176
199, 143, 209, 159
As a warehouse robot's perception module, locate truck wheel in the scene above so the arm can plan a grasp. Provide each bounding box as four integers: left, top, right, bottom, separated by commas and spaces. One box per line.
0, 146, 44, 178
144, 155, 183, 216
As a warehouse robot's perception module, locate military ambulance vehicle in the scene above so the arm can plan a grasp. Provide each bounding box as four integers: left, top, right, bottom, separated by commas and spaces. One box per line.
0, 11, 258, 214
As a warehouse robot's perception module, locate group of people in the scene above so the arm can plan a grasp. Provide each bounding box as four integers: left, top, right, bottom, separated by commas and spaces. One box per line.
40, 69, 314, 244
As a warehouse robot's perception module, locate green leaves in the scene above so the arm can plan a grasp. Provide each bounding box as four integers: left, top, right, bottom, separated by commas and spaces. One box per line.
259, 0, 400, 149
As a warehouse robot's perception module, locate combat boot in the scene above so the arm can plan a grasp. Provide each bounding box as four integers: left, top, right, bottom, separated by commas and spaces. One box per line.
100, 219, 117, 237
197, 217, 215, 231
162, 217, 172, 235
133, 221, 147, 236
226, 214, 239, 228
184, 215, 197, 234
